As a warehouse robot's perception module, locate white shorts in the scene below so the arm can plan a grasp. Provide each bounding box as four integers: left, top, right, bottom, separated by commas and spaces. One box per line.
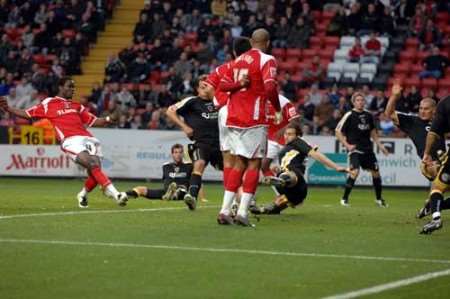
61, 136, 103, 161
266, 140, 283, 160
228, 126, 267, 159
218, 106, 232, 152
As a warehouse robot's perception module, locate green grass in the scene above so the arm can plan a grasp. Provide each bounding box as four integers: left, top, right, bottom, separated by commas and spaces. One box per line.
0, 177, 449, 299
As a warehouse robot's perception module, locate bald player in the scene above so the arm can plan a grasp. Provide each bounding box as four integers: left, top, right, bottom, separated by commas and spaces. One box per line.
385, 83, 447, 218
217, 28, 282, 226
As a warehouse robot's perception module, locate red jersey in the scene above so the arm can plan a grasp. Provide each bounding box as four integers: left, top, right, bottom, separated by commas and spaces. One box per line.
205, 62, 230, 108
223, 48, 278, 128
25, 96, 97, 142
268, 94, 299, 144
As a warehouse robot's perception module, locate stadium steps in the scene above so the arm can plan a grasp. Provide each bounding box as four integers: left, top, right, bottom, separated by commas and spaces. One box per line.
73, 0, 141, 99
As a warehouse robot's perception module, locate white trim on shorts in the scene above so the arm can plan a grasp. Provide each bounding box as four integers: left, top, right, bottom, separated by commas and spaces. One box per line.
266, 140, 283, 160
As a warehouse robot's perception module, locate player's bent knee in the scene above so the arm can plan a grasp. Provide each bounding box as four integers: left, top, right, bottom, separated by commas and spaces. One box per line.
134, 186, 148, 196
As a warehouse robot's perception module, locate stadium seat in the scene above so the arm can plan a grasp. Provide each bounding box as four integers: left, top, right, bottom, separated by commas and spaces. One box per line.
360, 63, 377, 75
334, 48, 349, 62
360, 72, 375, 82
435, 12, 449, 23
355, 76, 371, 88
302, 49, 317, 60
328, 61, 344, 73
405, 37, 419, 49
421, 78, 438, 89
324, 36, 340, 48
309, 36, 322, 48
319, 47, 335, 60
340, 36, 355, 48
279, 61, 297, 74
339, 76, 354, 87
404, 77, 421, 89
378, 36, 390, 48
438, 78, 450, 89
393, 63, 411, 75
291, 73, 303, 83
272, 48, 286, 60
327, 72, 342, 81
372, 74, 389, 90
399, 50, 417, 62
286, 48, 301, 60
411, 64, 424, 73
322, 10, 336, 21
343, 63, 359, 81
322, 76, 336, 88
416, 51, 428, 62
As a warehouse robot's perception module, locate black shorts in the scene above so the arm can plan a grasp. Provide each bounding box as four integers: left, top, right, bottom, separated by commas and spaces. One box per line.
349, 152, 379, 171
189, 142, 223, 171
276, 174, 308, 206
434, 149, 450, 190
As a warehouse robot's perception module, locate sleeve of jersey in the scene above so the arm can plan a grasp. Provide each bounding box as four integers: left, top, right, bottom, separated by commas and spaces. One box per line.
396, 112, 413, 131
335, 112, 351, 133
217, 65, 243, 92
262, 59, 280, 111
25, 104, 46, 118
172, 97, 193, 115
430, 102, 447, 136
80, 107, 97, 127
295, 138, 314, 155
284, 103, 300, 121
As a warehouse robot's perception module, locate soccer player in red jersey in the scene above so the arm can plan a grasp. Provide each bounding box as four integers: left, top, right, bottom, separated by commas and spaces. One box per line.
217, 29, 282, 226
0, 77, 128, 208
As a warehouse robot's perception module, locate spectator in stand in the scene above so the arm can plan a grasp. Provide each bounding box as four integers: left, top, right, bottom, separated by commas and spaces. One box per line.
117, 85, 137, 110
313, 96, 335, 134
379, 6, 395, 37
118, 114, 131, 129
101, 100, 121, 128
395, 0, 416, 26
419, 19, 442, 50
173, 52, 193, 77
133, 13, 151, 43
406, 85, 422, 113
409, 5, 427, 36
130, 114, 144, 130
358, 3, 379, 36
362, 84, 374, 109
363, 32, 382, 64
141, 102, 154, 127
328, 84, 342, 108
287, 17, 311, 49
280, 73, 297, 101
211, 0, 227, 17
338, 95, 351, 113
127, 52, 151, 83
324, 109, 342, 131
151, 13, 167, 40
327, 6, 347, 36
369, 90, 387, 117
298, 94, 315, 124
15, 76, 35, 100
230, 16, 243, 38
378, 113, 396, 136
302, 56, 325, 86
347, 3, 362, 35
348, 37, 365, 62
181, 8, 202, 32
419, 46, 450, 79
0, 111, 14, 126
273, 16, 290, 48
308, 83, 323, 106
105, 54, 127, 83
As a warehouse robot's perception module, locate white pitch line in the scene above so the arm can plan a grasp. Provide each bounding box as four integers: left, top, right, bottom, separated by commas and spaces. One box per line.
322, 268, 450, 299
0, 205, 218, 220
0, 238, 450, 265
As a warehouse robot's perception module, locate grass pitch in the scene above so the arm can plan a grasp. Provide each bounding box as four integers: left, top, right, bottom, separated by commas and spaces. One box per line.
0, 177, 449, 299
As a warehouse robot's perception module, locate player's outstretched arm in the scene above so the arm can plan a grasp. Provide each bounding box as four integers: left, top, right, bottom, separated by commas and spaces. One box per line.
385, 83, 402, 125
308, 149, 348, 173
371, 128, 389, 156
92, 116, 114, 127
0, 97, 31, 119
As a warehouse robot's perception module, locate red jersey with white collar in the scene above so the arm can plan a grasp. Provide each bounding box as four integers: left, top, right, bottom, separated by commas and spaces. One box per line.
205, 62, 230, 108
25, 96, 97, 142
223, 48, 278, 128
267, 94, 300, 144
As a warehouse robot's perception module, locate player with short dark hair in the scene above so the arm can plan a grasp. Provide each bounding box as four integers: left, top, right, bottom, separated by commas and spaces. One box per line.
0, 77, 128, 207
335, 92, 389, 207
420, 96, 450, 234
125, 144, 193, 201
385, 82, 448, 218
250, 123, 348, 215
166, 75, 222, 210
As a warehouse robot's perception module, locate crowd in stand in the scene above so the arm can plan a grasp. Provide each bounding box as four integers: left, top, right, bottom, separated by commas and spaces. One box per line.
0, 0, 449, 136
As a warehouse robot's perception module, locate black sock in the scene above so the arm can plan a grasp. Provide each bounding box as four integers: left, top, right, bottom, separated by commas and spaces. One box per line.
188, 174, 202, 198
442, 197, 450, 210
126, 190, 138, 198
343, 177, 355, 200
145, 189, 164, 200
429, 192, 443, 218
372, 177, 382, 200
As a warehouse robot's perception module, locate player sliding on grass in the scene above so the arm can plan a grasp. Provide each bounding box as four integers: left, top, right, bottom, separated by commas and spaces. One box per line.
385, 82, 448, 218
0, 77, 128, 208
125, 144, 193, 201
250, 123, 349, 215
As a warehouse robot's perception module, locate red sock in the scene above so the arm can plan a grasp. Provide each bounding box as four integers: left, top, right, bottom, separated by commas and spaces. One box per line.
225, 168, 243, 192
90, 166, 111, 188
223, 167, 232, 188
262, 168, 275, 177
84, 175, 97, 192
243, 169, 260, 194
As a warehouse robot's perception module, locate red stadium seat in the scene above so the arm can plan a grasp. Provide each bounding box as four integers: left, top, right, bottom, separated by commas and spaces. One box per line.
437, 88, 449, 99
272, 48, 286, 60
421, 78, 438, 89
394, 63, 411, 75
388, 75, 406, 87
416, 51, 428, 62
324, 36, 340, 48
286, 48, 301, 60
404, 77, 420, 89
399, 50, 417, 62
312, 10, 321, 20
411, 63, 424, 74
290, 73, 303, 84
309, 36, 322, 48
405, 37, 419, 49
62, 29, 76, 39
302, 49, 316, 59
279, 61, 296, 74
319, 47, 335, 60
322, 10, 336, 21
33, 54, 47, 65
438, 78, 450, 89
435, 12, 449, 23
315, 22, 328, 33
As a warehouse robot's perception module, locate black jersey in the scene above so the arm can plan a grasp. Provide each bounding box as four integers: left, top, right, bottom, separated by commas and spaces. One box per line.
162, 161, 193, 190
431, 96, 450, 138
278, 136, 315, 176
397, 111, 446, 160
175, 96, 219, 146
336, 109, 375, 153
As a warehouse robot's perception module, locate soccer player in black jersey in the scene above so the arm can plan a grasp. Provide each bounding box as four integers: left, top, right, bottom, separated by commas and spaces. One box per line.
250, 123, 348, 215
125, 144, 192, 201
385, 83, 448, 218
421, 96, 450, 234
335, 92, 390, 207
166, 75, 222, 211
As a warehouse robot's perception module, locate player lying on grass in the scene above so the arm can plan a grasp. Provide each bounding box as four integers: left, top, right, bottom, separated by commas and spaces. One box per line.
250, 123, 349, 215
166, 75, 223, 211
0, 77, 128, 208
384, 82, 450, 218
421, 95, 450, 235
125, 143, 192, 201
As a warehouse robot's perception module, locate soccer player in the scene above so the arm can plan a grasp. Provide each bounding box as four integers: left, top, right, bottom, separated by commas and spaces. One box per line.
0, 77, 128, 207
250, 123, 348, 215
217, 28, 282, 226
385, 82, 447, 218
335, 92, 389, 207
420, 96, 450, 234
166, 75, 222, 210
125, 144, 192, 201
